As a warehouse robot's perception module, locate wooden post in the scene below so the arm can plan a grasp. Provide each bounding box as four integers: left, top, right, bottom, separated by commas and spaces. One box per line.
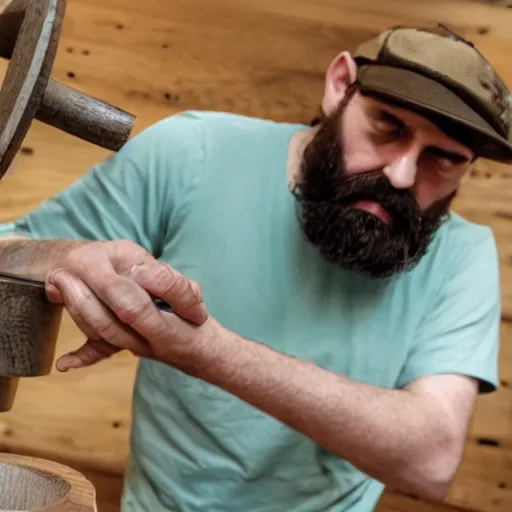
0, 453, 97, 511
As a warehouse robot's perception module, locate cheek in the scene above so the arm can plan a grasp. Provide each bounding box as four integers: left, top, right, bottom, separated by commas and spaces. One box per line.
413, 169, 461, 211
340, 112, 390, 176
342, 136, 388, 176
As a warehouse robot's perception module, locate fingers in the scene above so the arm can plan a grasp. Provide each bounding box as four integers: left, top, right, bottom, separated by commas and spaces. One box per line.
47, 269, 153, 358
54, 240, 208, 351
56, 339, 120, 372
69, 240, 208, 326
83, 270, 173, 344
81, 259, 207, 344
45, 281, 63, 304
129, 261, 208, 325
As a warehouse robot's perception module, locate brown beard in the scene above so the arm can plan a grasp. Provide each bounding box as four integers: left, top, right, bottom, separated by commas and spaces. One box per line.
291, 92, 456, 278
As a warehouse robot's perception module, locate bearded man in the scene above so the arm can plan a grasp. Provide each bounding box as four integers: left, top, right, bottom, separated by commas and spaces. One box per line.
0, 25, 510, 512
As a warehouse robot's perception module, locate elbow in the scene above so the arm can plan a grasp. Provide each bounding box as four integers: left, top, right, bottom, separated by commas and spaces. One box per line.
396, 439, 463, 502
424, 428, 465, 501
415, 465, 456, 502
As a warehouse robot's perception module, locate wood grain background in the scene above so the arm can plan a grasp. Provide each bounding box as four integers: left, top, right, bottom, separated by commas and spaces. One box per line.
0, 0, 511, 510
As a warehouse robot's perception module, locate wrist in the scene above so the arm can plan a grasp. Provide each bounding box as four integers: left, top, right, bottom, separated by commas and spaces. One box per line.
177, 316, 230, 379
0, 238, 89, 282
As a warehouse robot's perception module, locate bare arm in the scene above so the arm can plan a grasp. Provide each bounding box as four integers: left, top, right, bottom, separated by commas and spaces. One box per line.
185, 324, 478, 502
1, 228, 484, 503
0, 236, 209, 365
30, 247, 480, 502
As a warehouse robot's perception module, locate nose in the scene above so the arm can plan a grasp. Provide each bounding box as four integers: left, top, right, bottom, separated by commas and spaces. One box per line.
382, 149, 419, 190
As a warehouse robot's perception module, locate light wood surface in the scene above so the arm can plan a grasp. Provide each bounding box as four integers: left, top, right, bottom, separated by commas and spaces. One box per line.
0, 453, 96, 511
0, 0, 510, 511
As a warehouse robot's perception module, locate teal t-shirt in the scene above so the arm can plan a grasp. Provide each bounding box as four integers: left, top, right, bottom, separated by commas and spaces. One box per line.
1, 111, 501, 512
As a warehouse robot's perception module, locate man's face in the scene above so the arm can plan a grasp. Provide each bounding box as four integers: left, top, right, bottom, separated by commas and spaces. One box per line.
293, 87, 474, 278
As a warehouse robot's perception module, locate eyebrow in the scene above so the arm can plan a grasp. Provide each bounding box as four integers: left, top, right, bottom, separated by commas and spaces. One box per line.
371, 106, 471, 163
375, 109, 405, 129
426, 146, 470, 163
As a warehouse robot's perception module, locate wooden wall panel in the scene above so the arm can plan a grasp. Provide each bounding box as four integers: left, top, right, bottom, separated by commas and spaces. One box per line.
0, 0, 511, 510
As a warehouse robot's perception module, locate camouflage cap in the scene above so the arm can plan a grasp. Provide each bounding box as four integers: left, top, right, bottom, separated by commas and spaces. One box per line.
353, 25, 512, 163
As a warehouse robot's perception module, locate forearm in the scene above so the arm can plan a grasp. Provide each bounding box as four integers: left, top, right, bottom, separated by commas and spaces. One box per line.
0, 236, 87, 281
190, 327, 459, 501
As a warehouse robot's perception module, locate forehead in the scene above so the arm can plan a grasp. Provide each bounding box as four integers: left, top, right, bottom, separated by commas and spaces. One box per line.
351, 92, 475, 157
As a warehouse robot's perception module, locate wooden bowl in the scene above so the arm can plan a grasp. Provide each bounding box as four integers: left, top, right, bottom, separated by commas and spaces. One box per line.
0, 453, 97, 511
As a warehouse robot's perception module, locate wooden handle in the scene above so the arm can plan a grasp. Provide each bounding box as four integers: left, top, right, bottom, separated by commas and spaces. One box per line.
36, 79, 135, 151
0, 453, 97, 511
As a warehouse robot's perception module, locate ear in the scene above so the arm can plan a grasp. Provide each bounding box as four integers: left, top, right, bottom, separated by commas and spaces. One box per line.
321, 51, 358, 116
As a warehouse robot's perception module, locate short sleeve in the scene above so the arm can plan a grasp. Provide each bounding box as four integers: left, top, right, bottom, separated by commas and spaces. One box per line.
397, 226, 501, 394
0, 111, 205, 257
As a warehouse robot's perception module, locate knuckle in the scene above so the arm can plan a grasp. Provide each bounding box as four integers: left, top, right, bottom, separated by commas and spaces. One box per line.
111, 240, 153, 275
52, 272, 86, 311
94, 276, 114, 297
154, 264, 178, 290
181, 283, 202, 309
114, 295, 153, 326
63, 248, 81, 267
156, 271, 205, 314
150, 264, 181, 297
171, 273, 191, 299
81, 344, 101, 365
90, 340, 118, 357
73, 282, 94, 309
113, 239, 149, 258
94, 319, 119, 342
190, 280, 203, 301
46, 267, 66, 284
93, 317, 134, 350
65, 246, 90, 270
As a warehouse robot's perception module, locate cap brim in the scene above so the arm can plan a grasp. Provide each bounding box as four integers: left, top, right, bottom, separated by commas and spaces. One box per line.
357, 65, 512, 163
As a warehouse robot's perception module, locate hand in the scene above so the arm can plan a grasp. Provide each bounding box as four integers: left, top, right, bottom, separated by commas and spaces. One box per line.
44, 239, 209, 371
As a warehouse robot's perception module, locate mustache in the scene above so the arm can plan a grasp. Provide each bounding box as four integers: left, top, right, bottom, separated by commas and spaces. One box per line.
340, 172, 420, 210
299, 169, 423, 228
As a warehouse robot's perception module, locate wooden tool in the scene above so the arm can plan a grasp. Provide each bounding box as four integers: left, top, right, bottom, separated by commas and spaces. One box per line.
0, 0, 136, 181
0, 271, 63, 412
0, 453, 97, 511
0, 0, 137, 412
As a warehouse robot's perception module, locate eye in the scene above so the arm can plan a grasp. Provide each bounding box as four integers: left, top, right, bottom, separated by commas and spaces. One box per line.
436, 155, 454, 170
426, 147, 469, 172
370, 111, 406, 139
374, 119, 399, 134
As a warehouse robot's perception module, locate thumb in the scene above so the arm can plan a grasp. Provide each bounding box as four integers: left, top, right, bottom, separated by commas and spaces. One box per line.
56, 339, 121, 372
